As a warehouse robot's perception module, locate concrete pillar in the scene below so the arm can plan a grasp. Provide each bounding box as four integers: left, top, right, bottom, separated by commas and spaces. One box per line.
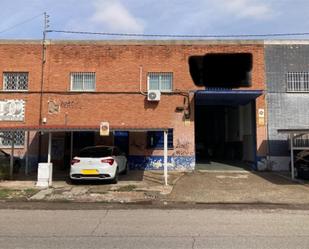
164, 130, 168, 186
10, 133, 14, 179
25, 131, 30, 175
290, 133, 295, 180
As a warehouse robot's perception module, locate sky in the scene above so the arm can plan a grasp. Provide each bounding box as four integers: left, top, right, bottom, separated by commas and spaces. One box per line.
0, 0, 309, 40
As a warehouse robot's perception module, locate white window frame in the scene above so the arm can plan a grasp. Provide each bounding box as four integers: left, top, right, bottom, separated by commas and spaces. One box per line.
286, 72, 309, 93
147, 72, 173, 92
0, 131, 25, 148
70, 72, 96, 92
3, 72, 29, 92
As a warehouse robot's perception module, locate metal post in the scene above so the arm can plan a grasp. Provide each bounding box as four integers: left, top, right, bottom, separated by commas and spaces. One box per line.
10, 134, 14, 179
290, 133, 295, 180
25, 131, 30, 175
70, 131, 73, 160
163, 130, 168, 186
47, 132, 52, 163
47, 132, 53, 186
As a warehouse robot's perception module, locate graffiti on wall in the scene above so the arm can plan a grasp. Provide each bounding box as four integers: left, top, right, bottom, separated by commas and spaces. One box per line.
48, 100, 60, 114
0, 100, 25, 121
173, 139, 191, 156
60, 100, 80, 109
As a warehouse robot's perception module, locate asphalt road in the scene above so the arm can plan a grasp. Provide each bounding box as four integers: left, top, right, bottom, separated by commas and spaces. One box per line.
1, 208, 309, 249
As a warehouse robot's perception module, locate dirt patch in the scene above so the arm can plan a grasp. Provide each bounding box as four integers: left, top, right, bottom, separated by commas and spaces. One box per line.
114, 185, 137, 192
0, 188, 39, 200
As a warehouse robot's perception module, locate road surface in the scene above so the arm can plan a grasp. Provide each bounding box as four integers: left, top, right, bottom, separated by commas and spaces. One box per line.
0, 208, 309, 249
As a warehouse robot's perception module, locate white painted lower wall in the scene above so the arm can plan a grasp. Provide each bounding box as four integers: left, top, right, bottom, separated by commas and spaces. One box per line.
268, 156, 290, 171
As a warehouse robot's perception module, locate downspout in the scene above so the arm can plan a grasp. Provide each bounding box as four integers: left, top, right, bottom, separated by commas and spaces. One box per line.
139, 66, 147, 96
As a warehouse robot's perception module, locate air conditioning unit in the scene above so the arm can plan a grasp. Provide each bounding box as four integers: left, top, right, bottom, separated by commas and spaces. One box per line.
147, 90, 161, 101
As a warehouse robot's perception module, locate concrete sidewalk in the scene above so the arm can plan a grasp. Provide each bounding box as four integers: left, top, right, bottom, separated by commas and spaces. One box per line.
168, 171, 309, 204
1, 170, 309, 205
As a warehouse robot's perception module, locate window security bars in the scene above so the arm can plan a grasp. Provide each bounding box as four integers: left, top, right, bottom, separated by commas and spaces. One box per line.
286, 72, 309, 92
71, 72, 96, 91
0, 131, 25, 148
293, 134, 309, 148
3, 72, 28, 91
148, 72, 173, 92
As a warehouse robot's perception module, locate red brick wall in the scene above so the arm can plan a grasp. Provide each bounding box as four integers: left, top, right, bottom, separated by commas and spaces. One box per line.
0, 41, 267, 159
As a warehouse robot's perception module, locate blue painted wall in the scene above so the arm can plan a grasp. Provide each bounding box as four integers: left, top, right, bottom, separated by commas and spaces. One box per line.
128, 155, 195, 171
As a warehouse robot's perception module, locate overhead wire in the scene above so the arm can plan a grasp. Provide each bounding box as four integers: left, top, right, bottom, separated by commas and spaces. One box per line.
47, 29, 309, 38
0, 13, 44, 35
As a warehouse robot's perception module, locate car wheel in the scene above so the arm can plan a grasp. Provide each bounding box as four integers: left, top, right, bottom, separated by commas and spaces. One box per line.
111, 167, 119, 184
69, 178, 78, 185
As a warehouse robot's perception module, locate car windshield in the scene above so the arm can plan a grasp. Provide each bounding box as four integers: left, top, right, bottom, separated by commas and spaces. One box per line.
78, 147, 113, 158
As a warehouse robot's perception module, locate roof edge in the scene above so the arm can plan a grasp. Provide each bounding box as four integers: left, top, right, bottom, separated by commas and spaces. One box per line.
265, 40, 309, 45
0, 39, 265, 46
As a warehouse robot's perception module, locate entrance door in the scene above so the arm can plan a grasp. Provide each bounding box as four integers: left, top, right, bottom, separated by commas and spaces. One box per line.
194, 90, 261, 170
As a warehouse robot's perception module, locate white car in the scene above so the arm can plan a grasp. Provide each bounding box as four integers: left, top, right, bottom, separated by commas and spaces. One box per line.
70, 145, 127, 183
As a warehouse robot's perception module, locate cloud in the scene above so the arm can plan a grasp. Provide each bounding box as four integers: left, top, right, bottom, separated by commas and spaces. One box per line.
216, 0, 274, 19
90, 0, 145, 33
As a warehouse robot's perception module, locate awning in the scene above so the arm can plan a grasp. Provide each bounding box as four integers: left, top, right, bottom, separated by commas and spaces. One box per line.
195, 89, 263, 106
0, 125, 170, 132
278, 129, 309, 134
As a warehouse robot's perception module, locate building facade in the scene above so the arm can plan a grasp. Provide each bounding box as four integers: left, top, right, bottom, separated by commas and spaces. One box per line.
265, 41, 309, 170
0, 40, 267, 173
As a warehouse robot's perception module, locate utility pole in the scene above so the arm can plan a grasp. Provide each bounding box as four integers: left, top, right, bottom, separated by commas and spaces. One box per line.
40, 12, 49, 123
38, 12, 50, 162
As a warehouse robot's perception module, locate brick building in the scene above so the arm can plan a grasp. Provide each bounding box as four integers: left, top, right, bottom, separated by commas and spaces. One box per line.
0, 40, 267, 174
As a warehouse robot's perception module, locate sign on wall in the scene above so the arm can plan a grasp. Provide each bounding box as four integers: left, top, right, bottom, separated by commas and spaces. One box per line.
258, 108, 265, 126
0, 100, 25, 121
100, 122, 110, 136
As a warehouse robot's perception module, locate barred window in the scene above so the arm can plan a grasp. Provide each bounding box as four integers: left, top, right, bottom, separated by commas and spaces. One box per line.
0, 131, 25, 148
70, 72, 95, 91
3, 72, 28, 91
286, 72, 309, 92
293, 134, 309, 147
148, 72, 173, 92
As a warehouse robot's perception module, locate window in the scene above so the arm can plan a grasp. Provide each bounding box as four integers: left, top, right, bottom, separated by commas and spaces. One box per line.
78, 146, 112, 157
70, 72, 95, 91
286, 72, 309, 92
0, 131, 25, 148
3, 72, 28, 91
148, 72, 173, 92
293, 134, 309, 147
147, 129, 173, 149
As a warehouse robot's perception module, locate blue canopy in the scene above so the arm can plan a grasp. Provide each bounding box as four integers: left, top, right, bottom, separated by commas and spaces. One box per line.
195, 89, 263, 106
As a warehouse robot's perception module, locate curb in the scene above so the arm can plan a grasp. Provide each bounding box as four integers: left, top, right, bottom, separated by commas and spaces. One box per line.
1, 200, 309, 211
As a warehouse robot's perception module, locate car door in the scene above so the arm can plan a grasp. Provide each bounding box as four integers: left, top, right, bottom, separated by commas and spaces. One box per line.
118, 149, 127, 172
113, 147, 126, 172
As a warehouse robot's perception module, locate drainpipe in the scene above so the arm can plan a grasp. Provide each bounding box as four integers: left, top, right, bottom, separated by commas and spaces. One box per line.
139, 66, 147, 96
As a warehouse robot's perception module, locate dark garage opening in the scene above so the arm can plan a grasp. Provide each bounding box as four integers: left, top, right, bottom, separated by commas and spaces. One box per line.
189, 53, 253, 88
195, 90, 261, 170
